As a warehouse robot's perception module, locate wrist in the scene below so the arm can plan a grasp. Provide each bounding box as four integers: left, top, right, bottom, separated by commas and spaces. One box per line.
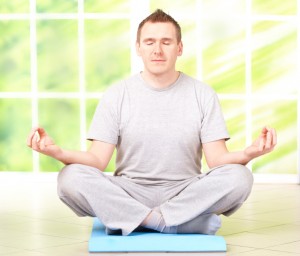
54, 148, 67, 163
242, 149, 254, 164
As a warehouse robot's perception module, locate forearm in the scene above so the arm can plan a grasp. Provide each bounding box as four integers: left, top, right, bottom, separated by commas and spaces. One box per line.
215, 129, 276, 167
27, 127, 114, 170
204, 128, 277, 168
214, 150, 252, 167
203, 140, 254, 168
55, 149, 104, 170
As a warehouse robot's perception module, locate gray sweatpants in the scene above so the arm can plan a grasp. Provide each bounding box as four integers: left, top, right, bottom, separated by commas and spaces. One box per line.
57, 164, 253, 235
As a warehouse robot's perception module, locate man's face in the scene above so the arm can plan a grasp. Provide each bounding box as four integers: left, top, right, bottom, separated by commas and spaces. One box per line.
136, 22, 183, 76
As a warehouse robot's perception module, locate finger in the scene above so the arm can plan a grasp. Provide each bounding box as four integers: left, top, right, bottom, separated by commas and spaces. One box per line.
261, 126, 268, 135
27, 127, 39, 147
31, 133, 40, 151
265, 131, 272, 149
37, 127, 48, 138
258, 137, 265, 151
271, 128, 277, 146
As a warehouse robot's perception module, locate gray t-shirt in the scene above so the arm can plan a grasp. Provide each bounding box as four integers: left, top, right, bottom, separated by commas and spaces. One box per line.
87, 73, 229, 183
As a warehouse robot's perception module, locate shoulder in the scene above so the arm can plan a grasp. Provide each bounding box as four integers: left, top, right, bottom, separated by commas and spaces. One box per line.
103, 81, 125, 98
180, 73, 216, 99
101, 75, 134, 104
104, 74, 140, 96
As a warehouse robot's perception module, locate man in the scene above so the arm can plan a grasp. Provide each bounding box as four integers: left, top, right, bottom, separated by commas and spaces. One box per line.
27, 9, 276, 236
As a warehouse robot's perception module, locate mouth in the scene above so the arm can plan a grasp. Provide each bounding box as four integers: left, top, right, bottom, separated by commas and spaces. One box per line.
151, 60, 166, 62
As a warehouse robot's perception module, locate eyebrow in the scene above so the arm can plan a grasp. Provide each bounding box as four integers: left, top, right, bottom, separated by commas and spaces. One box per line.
142, 37, 174, 42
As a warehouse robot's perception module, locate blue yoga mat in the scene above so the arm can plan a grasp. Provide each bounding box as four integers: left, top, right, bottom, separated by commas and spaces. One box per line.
89, 218, 227, 252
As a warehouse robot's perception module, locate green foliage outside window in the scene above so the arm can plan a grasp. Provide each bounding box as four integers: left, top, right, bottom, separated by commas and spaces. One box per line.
0, 21, 30, 92
252, 0, 297, 15
0, 99, 32, 171
85, 0, 130, 13
0, 0, 29, 13
36, 0, 78, 13
37, 20, 79, 92
203, 19, 246, 94
252, 21, 297, 94
85, 19, 130, 92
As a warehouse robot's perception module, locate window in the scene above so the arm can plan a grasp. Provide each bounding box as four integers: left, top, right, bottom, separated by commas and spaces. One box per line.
0, 0, 299, 183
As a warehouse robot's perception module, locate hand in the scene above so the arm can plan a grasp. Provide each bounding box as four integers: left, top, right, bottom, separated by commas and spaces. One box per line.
244, 127, 277, 160
27, 127, 63, 159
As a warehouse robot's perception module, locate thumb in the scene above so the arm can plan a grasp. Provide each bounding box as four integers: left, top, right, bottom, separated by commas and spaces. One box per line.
258, 137, 265, 151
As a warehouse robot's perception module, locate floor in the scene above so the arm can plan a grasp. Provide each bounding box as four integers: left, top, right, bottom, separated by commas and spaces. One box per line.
0, 172, 299, 256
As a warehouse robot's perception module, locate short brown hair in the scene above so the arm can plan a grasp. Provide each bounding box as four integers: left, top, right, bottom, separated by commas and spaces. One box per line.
136, 9, 182, 43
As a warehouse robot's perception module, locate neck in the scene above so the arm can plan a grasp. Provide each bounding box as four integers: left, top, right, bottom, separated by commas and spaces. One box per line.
141, 70, 180, 89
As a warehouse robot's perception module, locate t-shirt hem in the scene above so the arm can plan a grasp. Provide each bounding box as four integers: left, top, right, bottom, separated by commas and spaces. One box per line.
86, 135, 117, 145
201, 135, 230, 144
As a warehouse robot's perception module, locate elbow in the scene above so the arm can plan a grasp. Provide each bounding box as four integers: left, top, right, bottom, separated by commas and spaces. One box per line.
98, 162, 108, 172
87, 152, 107, 171
206, 161, 222, 169
205, 155, 229, 168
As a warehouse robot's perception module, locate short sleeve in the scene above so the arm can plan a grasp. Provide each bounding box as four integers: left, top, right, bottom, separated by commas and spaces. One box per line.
200, 92, 230, 143
87, 86, 120, 145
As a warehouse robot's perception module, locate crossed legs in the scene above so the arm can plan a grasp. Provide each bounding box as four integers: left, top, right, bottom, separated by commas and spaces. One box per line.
57, 164, 253, 235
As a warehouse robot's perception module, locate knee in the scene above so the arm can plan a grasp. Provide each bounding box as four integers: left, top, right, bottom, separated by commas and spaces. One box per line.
57, 164, 97, 199
226, 164, 254, 198
57, 164, 79, 199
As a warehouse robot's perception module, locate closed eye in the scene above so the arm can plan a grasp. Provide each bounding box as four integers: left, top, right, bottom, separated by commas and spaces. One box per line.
143, 39, 155, 45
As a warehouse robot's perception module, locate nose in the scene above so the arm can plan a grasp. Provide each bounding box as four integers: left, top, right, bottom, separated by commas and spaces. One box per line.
153, 42, 163, 55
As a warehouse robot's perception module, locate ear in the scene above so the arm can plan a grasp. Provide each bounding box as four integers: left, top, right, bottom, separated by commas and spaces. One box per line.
177, 41, 183, 56
136, 42, 141, 56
